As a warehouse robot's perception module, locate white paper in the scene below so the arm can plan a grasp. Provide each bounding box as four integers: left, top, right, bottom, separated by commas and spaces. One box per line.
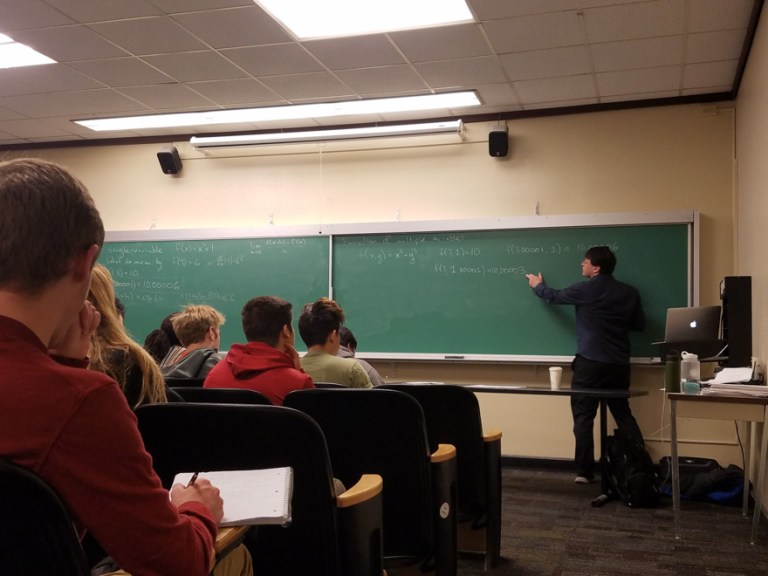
702, 367, 754, 384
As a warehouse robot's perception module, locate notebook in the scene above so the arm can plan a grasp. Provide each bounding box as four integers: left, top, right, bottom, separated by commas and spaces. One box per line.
663, 306, 721, 343
173, 467, 293, 527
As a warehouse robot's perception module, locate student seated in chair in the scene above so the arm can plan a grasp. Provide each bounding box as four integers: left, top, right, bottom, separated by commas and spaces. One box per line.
0, 158, 251, 576
298, 298, 373, 389
204, 296, 314, 405
337, 327, 385, 387
161, 304, 225, 379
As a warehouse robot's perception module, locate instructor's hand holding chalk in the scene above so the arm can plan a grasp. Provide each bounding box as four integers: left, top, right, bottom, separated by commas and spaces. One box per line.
526, 273, 544, 288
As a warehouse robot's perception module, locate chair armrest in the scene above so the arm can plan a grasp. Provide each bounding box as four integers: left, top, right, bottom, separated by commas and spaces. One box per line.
430, 443, 458, 576
337, 474, 383, 508
483, 431, 502, 569
483, 429, 502, 443
336, 474, 384, 576
431, 442, 456, 463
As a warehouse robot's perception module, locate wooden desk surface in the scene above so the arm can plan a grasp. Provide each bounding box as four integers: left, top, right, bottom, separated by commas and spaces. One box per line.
466, 384, 648, 399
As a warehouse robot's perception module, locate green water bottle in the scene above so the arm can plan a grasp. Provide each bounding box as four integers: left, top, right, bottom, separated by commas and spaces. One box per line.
665, 350, 681, 393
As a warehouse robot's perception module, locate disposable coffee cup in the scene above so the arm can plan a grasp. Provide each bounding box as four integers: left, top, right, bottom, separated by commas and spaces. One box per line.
549, 367, 562, 390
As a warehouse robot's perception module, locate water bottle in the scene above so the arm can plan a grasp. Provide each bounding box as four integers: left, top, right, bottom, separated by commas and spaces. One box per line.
680, 351, 701, 384
665, 350, 681, 393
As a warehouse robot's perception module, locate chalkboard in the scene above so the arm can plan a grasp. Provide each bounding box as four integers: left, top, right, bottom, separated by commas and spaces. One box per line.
100, 236, 330, 349
331, 223, 690, 359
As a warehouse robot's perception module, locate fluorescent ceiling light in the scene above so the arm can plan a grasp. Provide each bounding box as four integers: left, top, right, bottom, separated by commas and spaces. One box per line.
74, 91, 480, 132
0, 33, 56, 69
255, 0, 474, 40
190, 119, 464, 149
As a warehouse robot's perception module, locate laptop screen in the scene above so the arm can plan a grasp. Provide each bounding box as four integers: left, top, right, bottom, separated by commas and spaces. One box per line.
664, 306, 722, 343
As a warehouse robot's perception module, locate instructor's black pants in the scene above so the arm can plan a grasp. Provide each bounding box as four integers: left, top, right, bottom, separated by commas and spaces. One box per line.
570, 354, 643, 479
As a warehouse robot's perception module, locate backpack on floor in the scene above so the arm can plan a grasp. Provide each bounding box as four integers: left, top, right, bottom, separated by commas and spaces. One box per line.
603, 428, 661, 508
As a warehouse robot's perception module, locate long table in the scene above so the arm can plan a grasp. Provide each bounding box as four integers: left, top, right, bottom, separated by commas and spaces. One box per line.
668, 392, 768, 544
466, 385, 649, 503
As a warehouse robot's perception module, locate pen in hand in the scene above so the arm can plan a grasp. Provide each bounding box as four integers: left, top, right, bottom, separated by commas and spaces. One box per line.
186, 472, 199, 488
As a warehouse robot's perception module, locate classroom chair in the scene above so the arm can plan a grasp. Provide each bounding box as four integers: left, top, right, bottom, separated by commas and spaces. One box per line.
0, 457, 90, 576
380, 383, 502, 569
164, 376, 206, 388
135, 403, 383, 576
170, 386, 272, 405
314, 381, 348, 388
284, 388, 458, 576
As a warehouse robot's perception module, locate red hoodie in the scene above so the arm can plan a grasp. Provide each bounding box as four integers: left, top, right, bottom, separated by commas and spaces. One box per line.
203, 341, 314, 405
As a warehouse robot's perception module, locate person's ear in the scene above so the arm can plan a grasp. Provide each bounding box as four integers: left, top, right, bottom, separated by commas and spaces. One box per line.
72, 244, 100, 283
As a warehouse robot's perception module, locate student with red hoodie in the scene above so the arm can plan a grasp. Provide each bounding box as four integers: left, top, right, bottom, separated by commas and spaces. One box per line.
204, 296, 314, 404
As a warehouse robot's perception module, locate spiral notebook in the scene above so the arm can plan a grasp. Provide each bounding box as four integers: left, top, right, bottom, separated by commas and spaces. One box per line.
174, 467, 293, 527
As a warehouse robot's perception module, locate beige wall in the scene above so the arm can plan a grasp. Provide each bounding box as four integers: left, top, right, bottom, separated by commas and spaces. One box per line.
3, 101, 739, 466
735, 5, 768, 500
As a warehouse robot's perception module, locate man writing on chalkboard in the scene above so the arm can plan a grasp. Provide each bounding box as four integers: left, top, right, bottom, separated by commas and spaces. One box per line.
525, 246, 645, 485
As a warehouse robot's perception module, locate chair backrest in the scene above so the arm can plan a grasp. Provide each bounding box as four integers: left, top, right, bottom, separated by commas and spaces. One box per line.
170, 386, 272, 405
314, 381, 347, 388
164, 376, 206, 388
284, 388, 433, 560
135, 403, 340, 576
0, 458, 89, 576
380, 383, 486, 518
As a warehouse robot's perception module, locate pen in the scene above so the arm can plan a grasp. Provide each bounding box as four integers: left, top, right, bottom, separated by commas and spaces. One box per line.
186, 472, 199, 488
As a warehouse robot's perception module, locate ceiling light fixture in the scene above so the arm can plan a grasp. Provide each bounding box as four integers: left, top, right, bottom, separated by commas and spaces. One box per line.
255, 0, 474, 40
190, 119, 464, 149
0, 33, 56, 69
74, 91, 480, 132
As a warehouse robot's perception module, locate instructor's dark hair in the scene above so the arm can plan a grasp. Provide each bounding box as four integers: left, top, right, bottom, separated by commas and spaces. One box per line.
584, 246, 616, 275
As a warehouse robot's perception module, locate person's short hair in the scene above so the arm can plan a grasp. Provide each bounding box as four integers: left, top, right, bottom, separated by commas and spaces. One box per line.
241, 296, 293, 346
0, 158, 104, 293
585, 245, 617, 275
338, 326, 357, 349
298, 297, 345, 347
171, 305, 225, 347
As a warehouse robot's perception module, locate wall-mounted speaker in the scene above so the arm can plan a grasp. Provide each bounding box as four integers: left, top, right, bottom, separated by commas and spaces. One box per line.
157, 146, 182, 174
488, 126, 509, 158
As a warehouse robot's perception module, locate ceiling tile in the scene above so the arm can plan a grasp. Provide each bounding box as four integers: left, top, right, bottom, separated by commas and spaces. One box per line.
416, 56, 508, 87
473, 82, 522, 108
10, 25, 130, 62
683, 60, 739, 89
687, 30, 746, 64
688, 0, 754, 32
483, 11, 585, 54
172, 6, 291, 48
388, 24, 491, 62
143, 51, 248, 82
1, 89, 149, 118
117, 84, 216, 109
597, 66, 682, 96
591, 36, 684, 72
336, 66, 428, 94
499, 46, 591, 81
188, 79, 282, 105
259, 72, 354, 101
147, 0, 254, 13
42, 0, 162, 23
222, 44, 324, 76
0, 118, 74, 138
304, 36, 405, 70
0, 64, 102, 93
69, 58, 176, 87
513, 74, 596, 104
469, 0, 574, 20
584, 0, 686, 43
0, 0, 75, 31
89, 17, 208, 56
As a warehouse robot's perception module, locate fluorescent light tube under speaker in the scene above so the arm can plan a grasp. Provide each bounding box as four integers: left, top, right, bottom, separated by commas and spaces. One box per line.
190, 120, 463, 149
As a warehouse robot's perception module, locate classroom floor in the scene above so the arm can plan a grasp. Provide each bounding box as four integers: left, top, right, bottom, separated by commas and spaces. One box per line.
457, 467, 768, 576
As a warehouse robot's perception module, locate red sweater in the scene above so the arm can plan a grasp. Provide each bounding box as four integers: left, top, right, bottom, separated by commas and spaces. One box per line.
0, 316, 216, 576
204, 341, 314, 405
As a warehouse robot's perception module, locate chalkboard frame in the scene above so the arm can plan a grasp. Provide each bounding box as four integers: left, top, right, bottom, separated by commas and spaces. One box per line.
105, 210, 697, 364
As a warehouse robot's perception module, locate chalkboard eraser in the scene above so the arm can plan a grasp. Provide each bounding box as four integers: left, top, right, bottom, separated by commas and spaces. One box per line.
445, 355, 465, 360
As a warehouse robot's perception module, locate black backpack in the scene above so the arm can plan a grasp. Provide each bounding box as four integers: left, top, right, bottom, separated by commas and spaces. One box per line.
603, 428, 661, 507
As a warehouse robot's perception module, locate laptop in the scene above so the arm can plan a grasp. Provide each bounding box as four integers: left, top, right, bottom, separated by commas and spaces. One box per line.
663, 305, 722, 343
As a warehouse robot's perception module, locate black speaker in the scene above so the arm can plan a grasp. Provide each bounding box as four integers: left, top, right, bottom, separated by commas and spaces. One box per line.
488, 126, 509, 158
720, 276, 751, 367
157, 146, 182, 174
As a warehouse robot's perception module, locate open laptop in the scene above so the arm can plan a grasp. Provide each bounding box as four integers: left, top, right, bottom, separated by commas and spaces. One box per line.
663, 305, 722, 343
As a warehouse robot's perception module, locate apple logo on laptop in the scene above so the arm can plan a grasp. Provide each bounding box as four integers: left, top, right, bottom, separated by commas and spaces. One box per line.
690, 320, 697, 328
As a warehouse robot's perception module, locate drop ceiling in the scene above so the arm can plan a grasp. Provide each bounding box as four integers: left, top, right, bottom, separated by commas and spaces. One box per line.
0, 0, 761, 148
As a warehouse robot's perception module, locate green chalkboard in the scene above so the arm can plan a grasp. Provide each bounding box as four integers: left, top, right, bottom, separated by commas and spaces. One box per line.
100, 236, 330, 349
331, 224, 689, 359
